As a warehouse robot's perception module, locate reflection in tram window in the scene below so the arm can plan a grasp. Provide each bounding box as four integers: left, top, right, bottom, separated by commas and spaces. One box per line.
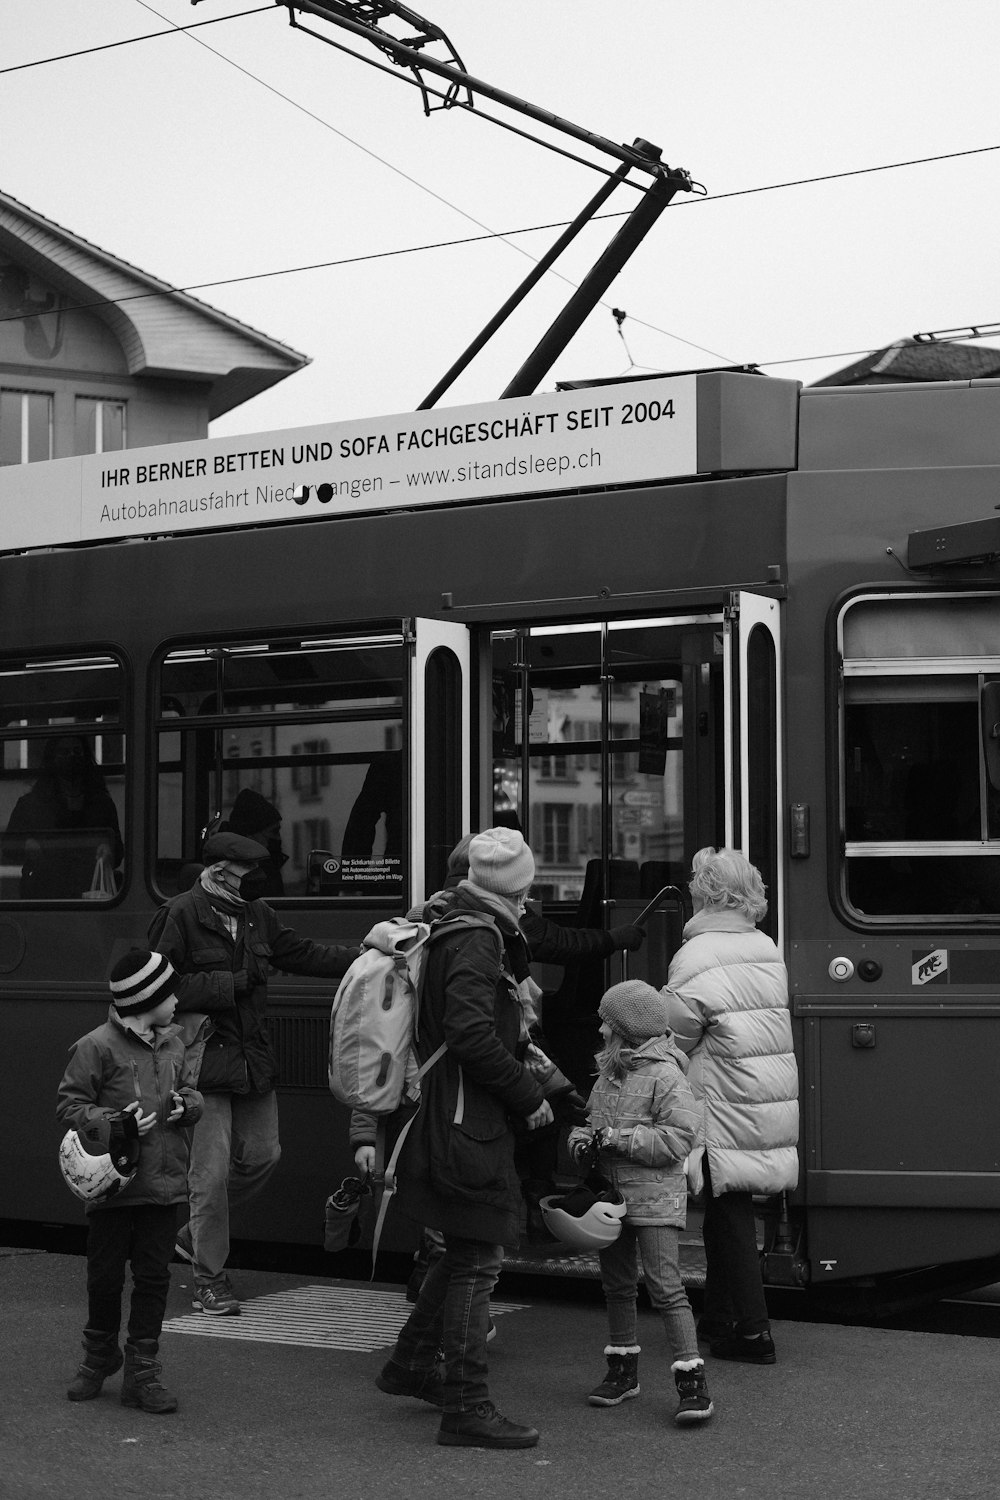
0, 654, 125, 902
154, 633, 405, 899
491, 620, 713, 909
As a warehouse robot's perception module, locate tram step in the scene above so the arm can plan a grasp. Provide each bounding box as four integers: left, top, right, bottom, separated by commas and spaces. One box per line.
503, 1233, 708, 1287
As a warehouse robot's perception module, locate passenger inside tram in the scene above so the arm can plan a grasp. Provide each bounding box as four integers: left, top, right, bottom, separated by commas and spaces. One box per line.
3, 734, 123, 899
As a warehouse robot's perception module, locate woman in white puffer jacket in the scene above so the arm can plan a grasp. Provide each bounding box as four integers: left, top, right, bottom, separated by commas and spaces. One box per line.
662, 847, 798, 1366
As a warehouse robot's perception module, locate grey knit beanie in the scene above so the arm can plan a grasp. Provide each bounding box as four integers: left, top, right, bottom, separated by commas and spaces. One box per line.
599, 980, 672, 1042
468, 827, 535, 895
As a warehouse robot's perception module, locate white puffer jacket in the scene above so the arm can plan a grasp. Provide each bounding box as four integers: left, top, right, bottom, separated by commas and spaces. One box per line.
663, 907, 798, 1195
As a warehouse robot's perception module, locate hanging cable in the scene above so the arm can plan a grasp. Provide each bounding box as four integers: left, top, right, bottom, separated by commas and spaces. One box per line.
0, 6, 272, 74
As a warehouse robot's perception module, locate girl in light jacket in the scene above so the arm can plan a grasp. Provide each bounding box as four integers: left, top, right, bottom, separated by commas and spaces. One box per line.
663, 847, 798, 1366
568, 980, 714, 1426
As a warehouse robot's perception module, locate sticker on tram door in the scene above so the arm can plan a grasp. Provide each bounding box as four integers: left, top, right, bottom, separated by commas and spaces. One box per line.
912, 949, 949, 986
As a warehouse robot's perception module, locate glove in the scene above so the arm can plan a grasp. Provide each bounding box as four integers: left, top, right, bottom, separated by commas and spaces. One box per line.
610, 924, 645, 952
549, 1086, 589, 1127
233, 969, 250, 999
600, 1126, 634, 1158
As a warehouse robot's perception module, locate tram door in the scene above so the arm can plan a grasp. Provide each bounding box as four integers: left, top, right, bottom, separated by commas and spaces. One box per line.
727, 590, 784, 949
491, 614, 733, 1086
410, 617, 471, 903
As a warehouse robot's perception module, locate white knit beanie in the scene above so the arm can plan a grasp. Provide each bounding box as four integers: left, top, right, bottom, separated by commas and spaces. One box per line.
468, 828, 535, 895
599, 980, 671, 1042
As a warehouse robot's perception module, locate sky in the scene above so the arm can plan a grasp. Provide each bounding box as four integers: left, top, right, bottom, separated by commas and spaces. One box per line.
5, 0, 1000, 441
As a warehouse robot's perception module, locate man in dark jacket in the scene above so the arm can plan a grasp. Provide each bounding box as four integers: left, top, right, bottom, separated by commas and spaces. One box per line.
374, 829, 550, 1450
148, 831, 359, 1315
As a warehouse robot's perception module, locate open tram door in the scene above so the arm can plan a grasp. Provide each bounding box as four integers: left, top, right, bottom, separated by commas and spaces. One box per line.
488, 604, 780, 1094
724, 589, 785, 952
409, 618, 472, 906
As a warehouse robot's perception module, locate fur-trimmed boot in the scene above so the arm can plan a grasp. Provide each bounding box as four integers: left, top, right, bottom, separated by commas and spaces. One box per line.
587, 1346, 641, 1406
120, 1340, 178, 1414
672, 1358, 714, 1425
66, 1328, 123, 1402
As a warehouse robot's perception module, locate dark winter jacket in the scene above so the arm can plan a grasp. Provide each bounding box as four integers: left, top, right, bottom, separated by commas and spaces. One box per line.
395, 886, 545, 1247
56, 1007, 203, 1214
148, 882, 359, 1093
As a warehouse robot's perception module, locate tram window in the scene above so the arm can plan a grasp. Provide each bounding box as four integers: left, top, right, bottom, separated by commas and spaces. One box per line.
0, 653, 125, 902
840, 590, 1000, 921
154, 633, 405, 900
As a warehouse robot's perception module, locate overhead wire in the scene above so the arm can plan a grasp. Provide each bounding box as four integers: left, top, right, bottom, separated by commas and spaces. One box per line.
0, 6, 273, 74
6, 5, 1000, 372
135, 0, 732, 362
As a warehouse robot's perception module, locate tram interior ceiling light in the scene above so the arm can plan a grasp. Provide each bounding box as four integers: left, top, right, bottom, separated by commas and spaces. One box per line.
906, 516, 1000, 569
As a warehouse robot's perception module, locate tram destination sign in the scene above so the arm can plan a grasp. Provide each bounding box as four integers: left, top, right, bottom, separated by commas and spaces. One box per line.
2, 376, 696, 551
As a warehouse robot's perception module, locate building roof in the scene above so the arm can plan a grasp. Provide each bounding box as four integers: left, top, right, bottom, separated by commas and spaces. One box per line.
811, 337, 1000, 387
0, 189, 309, 419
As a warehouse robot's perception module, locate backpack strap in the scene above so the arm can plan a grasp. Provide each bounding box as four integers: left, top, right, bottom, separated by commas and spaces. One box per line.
368, 911, 503, 1277
369, 1039, 447, 1276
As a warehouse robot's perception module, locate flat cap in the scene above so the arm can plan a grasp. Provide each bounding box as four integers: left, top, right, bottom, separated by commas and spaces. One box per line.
202, 831, 268, 866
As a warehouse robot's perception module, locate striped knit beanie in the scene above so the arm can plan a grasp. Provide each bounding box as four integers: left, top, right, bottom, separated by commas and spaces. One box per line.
599, 980, 672, 1043
109, 948, 180, 1016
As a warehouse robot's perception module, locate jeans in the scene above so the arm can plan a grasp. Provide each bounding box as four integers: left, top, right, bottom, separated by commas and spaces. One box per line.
599, 1220, 700, 1362
392, 1234, 503, 1412
700, 1156, 770, 1337
85, 1203, 177, 1343
186, 1090, 280, 1283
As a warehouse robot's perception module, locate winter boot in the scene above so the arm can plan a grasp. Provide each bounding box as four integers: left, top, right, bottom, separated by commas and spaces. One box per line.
673, 1358, 714, 1425
120, 1340, 178, 1414
66, 1328, 123, 1402
587, 1346, 641, 1406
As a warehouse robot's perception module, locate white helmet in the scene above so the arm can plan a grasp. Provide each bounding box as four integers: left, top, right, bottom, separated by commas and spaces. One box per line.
58, 1127, 139, 1204
539, 1187, 627, 1251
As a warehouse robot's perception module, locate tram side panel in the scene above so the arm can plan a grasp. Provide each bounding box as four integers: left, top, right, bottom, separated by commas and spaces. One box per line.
785, 439, 1000, 1285
0, 476, 789, 1248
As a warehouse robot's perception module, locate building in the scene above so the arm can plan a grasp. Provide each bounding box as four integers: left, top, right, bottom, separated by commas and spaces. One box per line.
0, 189, 308, 466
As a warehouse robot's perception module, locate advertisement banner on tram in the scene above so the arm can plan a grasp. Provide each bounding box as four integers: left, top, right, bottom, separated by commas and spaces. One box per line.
1, 376, 696, 551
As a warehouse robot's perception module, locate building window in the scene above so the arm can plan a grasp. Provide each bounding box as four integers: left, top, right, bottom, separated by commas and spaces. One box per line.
539, 803, 572, 865
0, 389, 53, 465
75, 397, 126, 455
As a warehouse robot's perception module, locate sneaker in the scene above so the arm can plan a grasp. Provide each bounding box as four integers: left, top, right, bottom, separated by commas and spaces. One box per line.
437, 1401, 539, 1449
673, 1363, 714, 1425
375, 1359, 444, 1407
487, 1318, 497, 1344
173, 1231, 194, 1265
192, 1280, 241, 1316
709, 1331, 776, 1365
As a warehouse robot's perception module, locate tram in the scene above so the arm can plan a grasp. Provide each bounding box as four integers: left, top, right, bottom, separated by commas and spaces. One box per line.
4, 366, 1000, 1301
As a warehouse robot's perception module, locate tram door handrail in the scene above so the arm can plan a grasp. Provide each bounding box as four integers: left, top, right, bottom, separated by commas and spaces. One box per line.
620, 884, 688, 982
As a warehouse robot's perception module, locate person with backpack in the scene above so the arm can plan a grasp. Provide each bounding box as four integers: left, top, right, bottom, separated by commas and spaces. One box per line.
372, 828, 551, 1450
148, 830, 360, 1315
350, 833, 643, 1277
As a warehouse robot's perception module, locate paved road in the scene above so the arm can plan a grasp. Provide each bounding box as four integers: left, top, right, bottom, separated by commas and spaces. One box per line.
2, 1248, 997, 1500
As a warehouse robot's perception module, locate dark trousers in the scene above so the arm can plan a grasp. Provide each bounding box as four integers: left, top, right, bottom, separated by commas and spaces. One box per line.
85, 1203, 178, 1344
700, 1157, 770, 1337
392, 1233, 503, 1412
